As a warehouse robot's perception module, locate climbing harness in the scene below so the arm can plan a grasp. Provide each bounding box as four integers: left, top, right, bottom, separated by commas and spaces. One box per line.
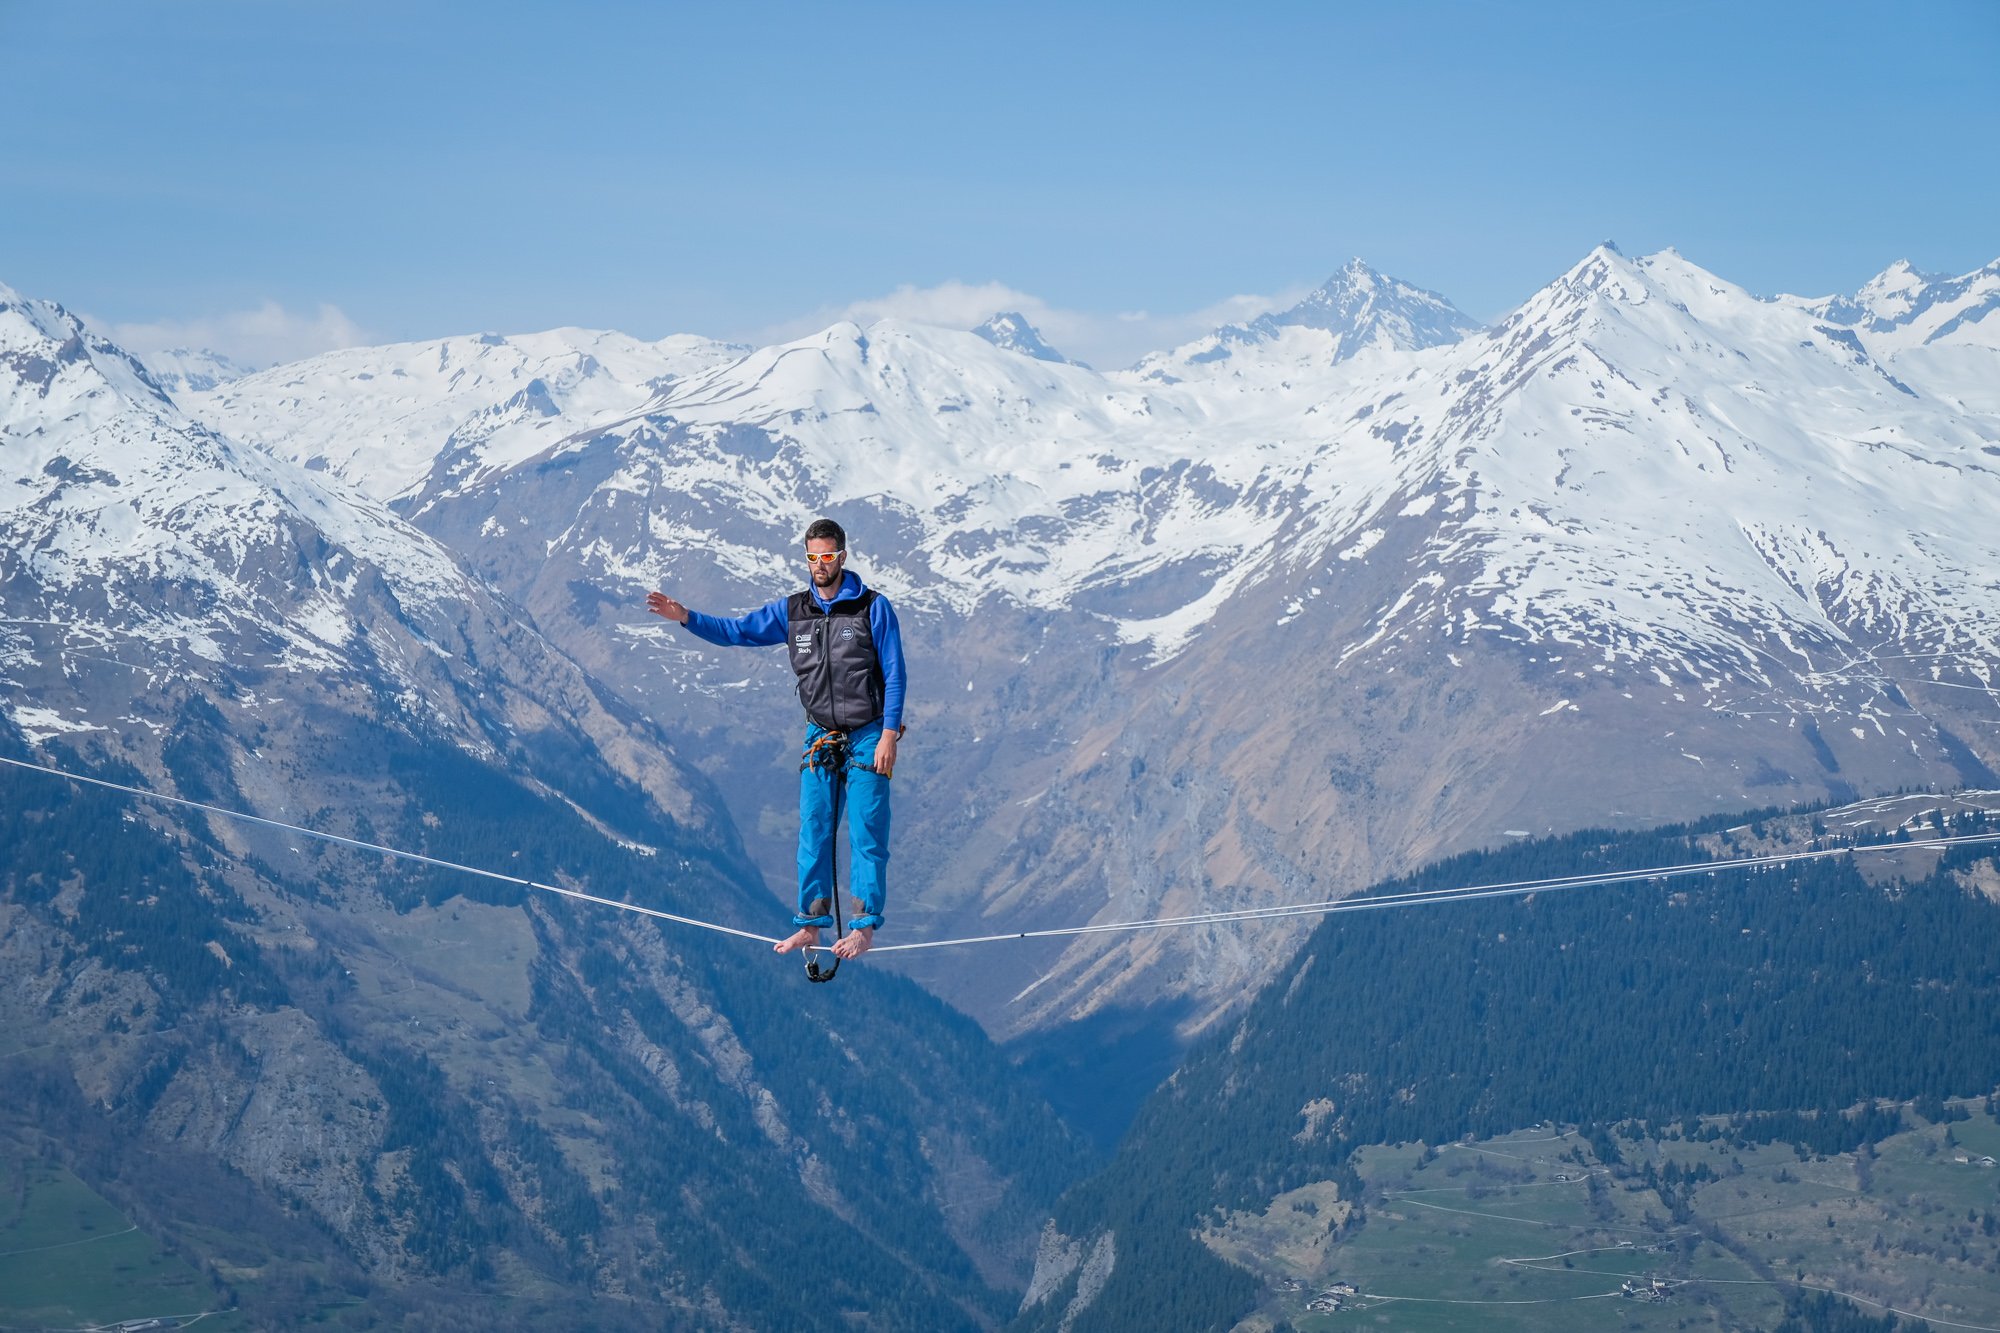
6, 753, 2000, 964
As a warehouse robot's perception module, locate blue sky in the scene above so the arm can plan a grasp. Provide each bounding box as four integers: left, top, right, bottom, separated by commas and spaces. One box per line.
2, 0, 1995, 367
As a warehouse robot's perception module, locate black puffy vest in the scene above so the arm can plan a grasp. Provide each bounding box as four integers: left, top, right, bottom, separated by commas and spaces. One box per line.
786, 587, 884, 731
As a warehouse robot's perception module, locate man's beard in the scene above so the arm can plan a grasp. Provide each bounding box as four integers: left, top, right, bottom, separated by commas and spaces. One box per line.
813, 565, 840, 588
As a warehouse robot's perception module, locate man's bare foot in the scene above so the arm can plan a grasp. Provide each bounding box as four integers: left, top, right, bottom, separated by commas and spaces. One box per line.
832, 927, 875, 960
774, 927, 821, 954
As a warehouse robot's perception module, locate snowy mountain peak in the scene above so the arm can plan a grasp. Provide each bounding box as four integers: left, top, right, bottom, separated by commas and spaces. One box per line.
1792, 259, 1938, 328
1347, 237, 2000, 700
1854, 258, 1932, 315
1132, 258, 1479, 384
1850, 259, 2000, 348
0, 281, 175, 420
643, 316, 1140, 477
1506, 246, 1770, 338
1553, 242, 1653, 301
972, 311, 1084, 367
1247, 259, 1479, 348
1770, 257, 2000, 414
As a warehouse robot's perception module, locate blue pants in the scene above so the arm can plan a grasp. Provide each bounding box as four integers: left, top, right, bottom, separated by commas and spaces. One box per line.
795, 721, 890, 931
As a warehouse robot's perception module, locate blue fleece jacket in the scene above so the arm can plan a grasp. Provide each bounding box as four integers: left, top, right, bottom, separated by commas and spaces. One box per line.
681, 570, 906, 732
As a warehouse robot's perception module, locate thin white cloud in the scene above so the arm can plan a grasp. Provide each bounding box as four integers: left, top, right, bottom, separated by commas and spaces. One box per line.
763, 280, 1048, 338
102, 300, 370, 372
751, 280, 1314, 371
1089, 286, 1319, 367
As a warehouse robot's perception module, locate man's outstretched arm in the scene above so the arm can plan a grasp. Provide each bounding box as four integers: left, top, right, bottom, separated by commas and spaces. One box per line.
647, 592, 788, 647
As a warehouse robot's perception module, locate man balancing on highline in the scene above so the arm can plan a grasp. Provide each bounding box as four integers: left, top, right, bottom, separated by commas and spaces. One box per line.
646, 518, 905, 965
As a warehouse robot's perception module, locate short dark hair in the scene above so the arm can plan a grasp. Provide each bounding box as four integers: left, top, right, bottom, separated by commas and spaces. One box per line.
803, 518, 846, 550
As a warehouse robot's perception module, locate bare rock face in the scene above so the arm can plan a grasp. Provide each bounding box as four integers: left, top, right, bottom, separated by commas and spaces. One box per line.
1020, 1221, 1117, 1331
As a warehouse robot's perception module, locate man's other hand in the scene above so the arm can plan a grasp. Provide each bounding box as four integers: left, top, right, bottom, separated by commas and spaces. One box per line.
873, 727, 900, 778
646, 592, 690, 623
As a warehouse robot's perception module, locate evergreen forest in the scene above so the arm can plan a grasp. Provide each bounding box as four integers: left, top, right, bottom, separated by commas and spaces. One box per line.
1022, 812, 2000, 1332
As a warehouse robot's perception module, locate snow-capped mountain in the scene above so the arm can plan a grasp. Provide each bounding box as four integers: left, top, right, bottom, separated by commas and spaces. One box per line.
172, 261, 1480, 668
134, 344, 248, 395
939, 243, 2000, 1033
973, 310, 1086, 367
1, 278, 739, 914
1315, 244, 2000, 690
0, 280, 1078, 1322
1797, 257, 2000, 350
165, 250, 2000, 687
476, 246, 1999, 681
0, 282, 475, 712
1132, 257, 1482, 386
167, 249, 2000, 1042
489, 317, 1252, 639
1782, 258, 2000, 414
185, 326, 747, 504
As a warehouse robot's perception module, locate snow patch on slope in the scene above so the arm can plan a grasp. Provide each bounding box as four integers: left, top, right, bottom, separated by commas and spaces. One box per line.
1, 283, 486, 704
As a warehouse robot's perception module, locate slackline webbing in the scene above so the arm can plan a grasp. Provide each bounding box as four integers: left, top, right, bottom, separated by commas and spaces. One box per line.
865, 828, 2000, 951
5, 753, 1999, 957
0, 753, 781, 947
